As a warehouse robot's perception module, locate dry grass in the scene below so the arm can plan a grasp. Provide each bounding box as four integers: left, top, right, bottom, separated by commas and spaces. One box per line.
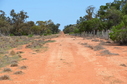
120, 64, 127, 67
10, 63, 18, 67
0, 51, 7, 54
80, 43, 87, 45
86, 45, 93, 49
84, 44, 105, 51
26, 40, 55, 49
0, 35, 58, 69
100, 50, 119, 56
92, 39, 99, 42
0, 75, 10, 80
3, 68, 12, 72
22, 58, 27, 60
93, 44, 105, 51
16, 51, 24, 54
14, 71, 23, 75
11, 60, 18, 64
0, 55, 20, 68
9, 50, 16, 55
20, 66, 27, 69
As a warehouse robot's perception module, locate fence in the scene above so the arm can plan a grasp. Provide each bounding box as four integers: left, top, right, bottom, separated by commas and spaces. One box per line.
70, 30, 111, 40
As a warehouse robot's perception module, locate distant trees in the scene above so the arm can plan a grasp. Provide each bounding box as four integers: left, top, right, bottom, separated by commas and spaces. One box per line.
63, 24, 77, 34
63, 0, 127, 44
85, 6, 95, 20
9, 9, 29, 35
0, 10, 12, 35
0, 9, 60, 36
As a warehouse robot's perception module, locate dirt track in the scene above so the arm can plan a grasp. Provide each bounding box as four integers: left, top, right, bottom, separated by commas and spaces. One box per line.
0, 32, 127, 84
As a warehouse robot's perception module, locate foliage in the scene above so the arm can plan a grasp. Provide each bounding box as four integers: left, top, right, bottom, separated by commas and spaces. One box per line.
9, 34, 14, 36
63, 24, 77, 34
63, 0, 127, 44
74, 28, 79, 33
28, 34, 33, 37
0, 10, 60, 36
110, 21, 127, 45
85, 6, 95, 20
69, 32, 74, 34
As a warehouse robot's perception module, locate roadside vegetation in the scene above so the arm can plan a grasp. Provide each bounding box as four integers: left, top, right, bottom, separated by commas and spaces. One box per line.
0, 9, 60, 80
0, 7, 60, 72
63, 0, 127, 45
0, 34, 58, 80
0, 10, 60, 36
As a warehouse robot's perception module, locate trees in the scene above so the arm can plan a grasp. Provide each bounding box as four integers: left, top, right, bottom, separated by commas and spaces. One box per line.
63, 0, 127, 44
110, 15, 127, 44
36, 21, 47, 34
63, 24, 77, 34
45, 20, 60, 34
85, 6, 95, 20
109, 1, 127, 44
0, 10, 6, 20
0, 10, 60, 36
69, 1, 122, 30
30, 25, 41, 35
122, 2, 127, 14
10, 9, 29, 35
0, 10, 12, 35
106, 8, 122, 29
109, 21, 127, 44
77, 16, 86, 24
36, 20, 60, 35
52, 23, 60, 34
0, 20, 12, 35
97, 2, 122, 29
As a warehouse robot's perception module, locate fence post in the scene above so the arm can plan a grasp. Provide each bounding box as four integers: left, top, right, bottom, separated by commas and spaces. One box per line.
108, 30, 111, 40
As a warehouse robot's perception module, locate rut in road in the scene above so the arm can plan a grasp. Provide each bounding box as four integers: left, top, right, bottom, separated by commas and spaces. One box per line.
40, 37, 102, 84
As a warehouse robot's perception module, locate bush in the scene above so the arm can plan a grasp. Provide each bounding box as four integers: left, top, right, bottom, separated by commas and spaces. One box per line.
44, 33, 48, 36
0, 75, 10, 80
20, 66, 27, 69
40, 33, 51, 36
3, 68, 12, 72
10, 63, 18, 67
9, 34, 14, 36
109, 21, 127, 45
14, 71, 23, 75
28, 34, 33, 37
69, 32, 74, 34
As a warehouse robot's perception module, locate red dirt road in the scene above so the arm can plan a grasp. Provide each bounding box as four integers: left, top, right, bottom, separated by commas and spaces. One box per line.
0, 33, 127, 84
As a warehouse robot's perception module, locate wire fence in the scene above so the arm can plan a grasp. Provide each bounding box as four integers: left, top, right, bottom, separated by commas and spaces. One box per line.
70, 30, 111, 40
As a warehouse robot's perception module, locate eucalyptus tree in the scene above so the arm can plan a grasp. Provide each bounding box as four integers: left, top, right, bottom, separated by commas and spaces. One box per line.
10, 9, 29, 35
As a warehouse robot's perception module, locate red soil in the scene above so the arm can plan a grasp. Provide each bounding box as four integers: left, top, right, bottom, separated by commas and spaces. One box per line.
0, 32, 127, 84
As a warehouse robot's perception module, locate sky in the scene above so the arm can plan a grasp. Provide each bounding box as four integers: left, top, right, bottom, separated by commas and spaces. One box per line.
0, 0, 114, 30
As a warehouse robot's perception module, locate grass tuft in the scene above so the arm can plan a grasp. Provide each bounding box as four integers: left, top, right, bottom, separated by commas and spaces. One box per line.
10, 63, 18, 67
9, 50, 16, 55
20, 66, 27, 69
120, 64, 127, 67
3, 68, 12, 72
100, 50, 119, 56
14, 71, 23, 75
0, 75, 10, 80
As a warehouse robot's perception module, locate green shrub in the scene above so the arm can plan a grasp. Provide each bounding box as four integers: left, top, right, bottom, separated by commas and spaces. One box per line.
109, 21, 127, 44
43, 33, 52, 36
28, 34, 33, 37
69, 32, 74, 34
44, 33, 48, 36
9, 34, 14, 36
74, 28, 79, 33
